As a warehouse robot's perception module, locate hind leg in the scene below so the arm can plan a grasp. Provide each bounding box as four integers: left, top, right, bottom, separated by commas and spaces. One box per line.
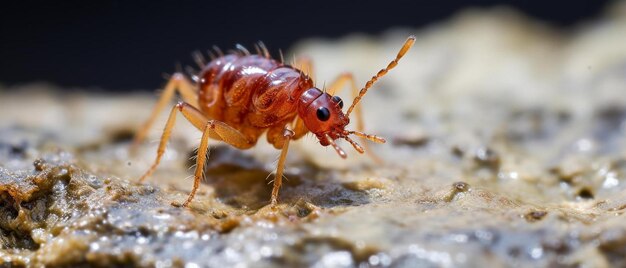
138, 102, 207, 184
183, 117, 254, 207
137, 101, 254, 207
132, 73, 198, 151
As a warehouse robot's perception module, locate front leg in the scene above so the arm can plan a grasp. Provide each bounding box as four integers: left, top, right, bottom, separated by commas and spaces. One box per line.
271, 126, 295, 206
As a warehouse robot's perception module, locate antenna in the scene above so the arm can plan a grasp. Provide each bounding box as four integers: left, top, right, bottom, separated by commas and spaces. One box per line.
345, 36, 415, 117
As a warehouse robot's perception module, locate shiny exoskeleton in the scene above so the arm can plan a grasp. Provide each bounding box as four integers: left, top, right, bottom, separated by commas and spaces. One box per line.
197, 53, 315, 148
133, 36, 415, 207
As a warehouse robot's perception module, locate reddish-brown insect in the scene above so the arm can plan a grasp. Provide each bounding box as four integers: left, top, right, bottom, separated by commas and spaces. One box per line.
133, 36, 415, 207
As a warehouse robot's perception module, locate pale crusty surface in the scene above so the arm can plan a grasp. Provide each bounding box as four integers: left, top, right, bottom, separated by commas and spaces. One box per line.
1, 2, 626, 267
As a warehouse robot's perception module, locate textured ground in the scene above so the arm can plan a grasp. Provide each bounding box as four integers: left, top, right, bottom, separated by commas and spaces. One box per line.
2, 2, 626, 267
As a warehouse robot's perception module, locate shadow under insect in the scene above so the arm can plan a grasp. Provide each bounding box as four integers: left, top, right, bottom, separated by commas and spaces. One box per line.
188, 145, 372, 211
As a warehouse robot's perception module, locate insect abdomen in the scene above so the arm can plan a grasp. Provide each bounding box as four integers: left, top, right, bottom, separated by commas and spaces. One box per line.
199, 54, 313, 129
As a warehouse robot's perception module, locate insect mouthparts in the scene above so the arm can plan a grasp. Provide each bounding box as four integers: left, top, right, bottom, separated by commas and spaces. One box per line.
344, 135, 365, 154
325, 134, 347, 158
348, 130, 386, 144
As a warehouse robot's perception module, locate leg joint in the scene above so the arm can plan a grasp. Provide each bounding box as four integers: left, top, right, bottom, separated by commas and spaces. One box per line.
282, 128, 295, 138
176, 101, 185, 111
205, 120, 216, 130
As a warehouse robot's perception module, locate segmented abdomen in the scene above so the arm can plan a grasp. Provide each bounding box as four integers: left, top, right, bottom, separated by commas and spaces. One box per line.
198, 54, 313, 133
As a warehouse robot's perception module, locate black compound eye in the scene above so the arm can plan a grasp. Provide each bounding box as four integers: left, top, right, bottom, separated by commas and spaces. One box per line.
316, 107, 330, 121
332, 96, 344, 108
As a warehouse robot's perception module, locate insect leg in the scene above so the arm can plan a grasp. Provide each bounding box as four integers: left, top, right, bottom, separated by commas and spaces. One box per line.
271, 127, 295, 206
328, 72, 383, 164
183, 119, 254, 207
132, 73, 198, 152
138, 102, 216, 182
139, 102, 184, 183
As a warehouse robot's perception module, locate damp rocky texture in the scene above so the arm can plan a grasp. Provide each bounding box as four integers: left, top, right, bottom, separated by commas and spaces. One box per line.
2, 2, 626, 267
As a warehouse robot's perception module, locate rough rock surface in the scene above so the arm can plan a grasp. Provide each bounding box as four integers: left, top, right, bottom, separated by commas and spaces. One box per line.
2, 2, 626, 267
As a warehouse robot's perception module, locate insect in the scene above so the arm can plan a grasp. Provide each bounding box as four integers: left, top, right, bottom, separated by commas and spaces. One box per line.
133, 36, 415, 207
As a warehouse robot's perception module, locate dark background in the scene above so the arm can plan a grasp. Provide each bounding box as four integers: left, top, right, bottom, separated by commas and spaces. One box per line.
0, 0, 613, 92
